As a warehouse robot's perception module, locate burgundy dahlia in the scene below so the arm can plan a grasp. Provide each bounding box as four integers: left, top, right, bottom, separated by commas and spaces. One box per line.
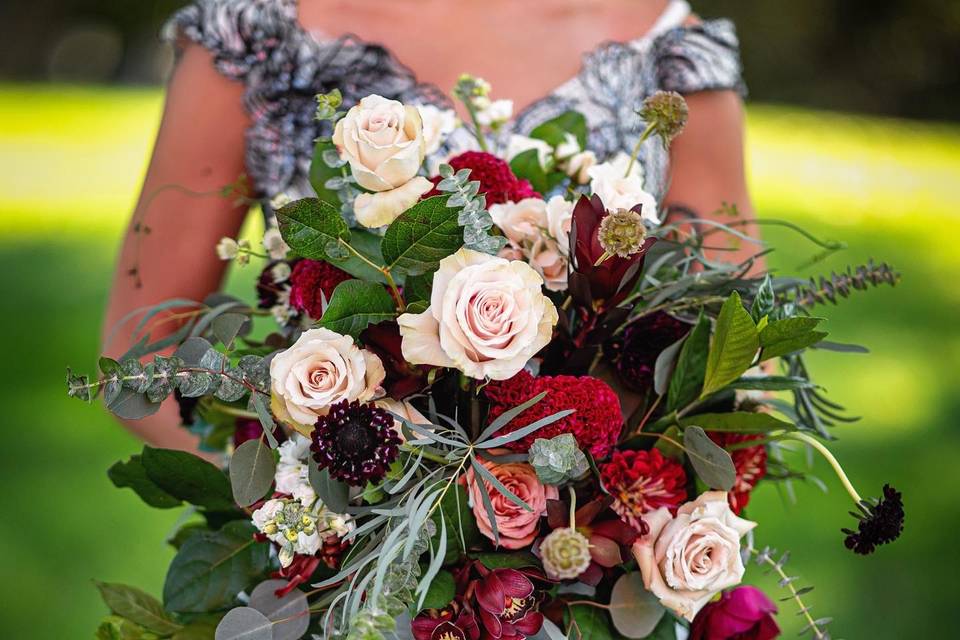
309, 400, 401, 486
288, 258, 352, 320
690, 586, 780, 640
427, 151, 539, 205
600, 448, 687, 532
708, 432, 768, 514
569, 194, 656, 308
605, 311, 690, 392
472, 568, 543, 640
484, 370, 622, 458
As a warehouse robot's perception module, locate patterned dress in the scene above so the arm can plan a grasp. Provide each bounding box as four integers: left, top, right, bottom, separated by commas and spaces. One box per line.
163, 0, 744, 209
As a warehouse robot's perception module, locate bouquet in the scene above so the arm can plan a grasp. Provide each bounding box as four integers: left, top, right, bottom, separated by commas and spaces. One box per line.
69, 77, 904, 640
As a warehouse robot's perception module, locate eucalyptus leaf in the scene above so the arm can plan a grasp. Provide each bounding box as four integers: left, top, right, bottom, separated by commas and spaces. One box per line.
608, 572, 666, 639
215, 606, 273, 640
653, 335, 685, 397
213, 313, 249, 349
682, 426, 736, 490
251, 394, 279, 449
381, 195, 463, 274
175, 337, 216, 367
230, 439, 276, 507
564, 604, 616, 640
308, 460, 350, 513
108, 388, 161, 420
249, 580, 310, 640
318, 279, 397, 338
276, 197, 351, 261
701, 292, 759, 398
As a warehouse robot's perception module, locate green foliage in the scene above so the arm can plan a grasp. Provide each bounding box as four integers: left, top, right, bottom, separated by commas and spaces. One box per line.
318, 279, 398, 338
108, 455, 183, 509
759, 316, 828, 361
750, 274, 776, 322
228, 439, 276, 508
565, 604, 616, 640
141, 446, 235, 512
608, 572, 666, 639
211, 312, 247, 350
418, 569, 455, 611
432, 484, 482, 562
275, 197, 350, 262
433, 164, 505, 254
94, 581, 181, 636
509, 149, 565, 194
682, 425, 736, 490
528, 434, 589, 485
329, 229, 389, 283
404, 272, 433, 305
310, 141, 346, 207
701, 292, 760, 398
380, 195, 464, 274
163, 521, 270, 614
666, 312, 710, 411
679, 411, 795, 433
471, 551, 539, 570
530, 110, 588, 148
308, 459, 350, 513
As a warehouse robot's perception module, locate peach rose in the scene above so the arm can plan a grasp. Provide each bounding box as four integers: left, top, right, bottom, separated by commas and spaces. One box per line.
464, 459, 558, 549
269, 328, 385, 426
491, 196, 572, 292
631, 492, 756, 622
397, 249, 558, 380
490, 197, 547, 246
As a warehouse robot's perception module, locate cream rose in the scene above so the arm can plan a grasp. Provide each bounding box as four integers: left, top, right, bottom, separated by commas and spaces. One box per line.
417, 104, 457, 155
565, 150, 597, 184
490, 197, 548, 246
353, 176, 432, 228
491, 197, 571, 291
545, 195, 574, 257
270, 328, 385, 426
632, 492, 756, 622
397, 249, 558, 380
333, 94, 426, 192
588, 152, 659, 223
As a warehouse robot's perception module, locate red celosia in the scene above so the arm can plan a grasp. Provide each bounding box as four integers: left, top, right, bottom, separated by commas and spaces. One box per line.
484, 370, 622, 458
288, 258, 351, 320
708, 432, 767, 514
427, 151, 540, 205
600, 448, 687, 532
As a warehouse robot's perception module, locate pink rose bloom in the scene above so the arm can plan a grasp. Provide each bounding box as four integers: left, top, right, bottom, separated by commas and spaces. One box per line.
690, 586, 780, 640
464, 459, 558, 549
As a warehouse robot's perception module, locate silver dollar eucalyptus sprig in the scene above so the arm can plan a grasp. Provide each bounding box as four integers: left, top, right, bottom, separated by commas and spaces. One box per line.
435, 163, 506, 254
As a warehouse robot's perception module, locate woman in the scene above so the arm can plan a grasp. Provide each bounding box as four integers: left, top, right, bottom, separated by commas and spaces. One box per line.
104, 0, 755, 450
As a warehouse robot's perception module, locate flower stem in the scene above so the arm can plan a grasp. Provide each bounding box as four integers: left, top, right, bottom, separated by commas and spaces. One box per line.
785, 431, 862, 504
400, 443, 450, 465
337, 239, 406, 312
625, 122, 656, 177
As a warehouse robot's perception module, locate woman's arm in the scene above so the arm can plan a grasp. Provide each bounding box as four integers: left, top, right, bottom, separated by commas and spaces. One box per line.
102, 45, 251, 451
664, 89, 761, 269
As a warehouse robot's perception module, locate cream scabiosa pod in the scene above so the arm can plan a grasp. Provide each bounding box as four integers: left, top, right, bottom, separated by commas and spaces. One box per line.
269, 327, 385, 427
631, 492, 757, 621
333, 94, 432, 227
397, 249, 558, 380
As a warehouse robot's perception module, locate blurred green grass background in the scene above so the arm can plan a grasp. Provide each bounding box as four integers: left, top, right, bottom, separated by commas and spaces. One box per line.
1, 84, 959, 638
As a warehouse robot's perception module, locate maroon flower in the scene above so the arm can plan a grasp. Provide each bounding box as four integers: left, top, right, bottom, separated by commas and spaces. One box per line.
288, 258, 352, 320
484, 369, 622, 458
309, 400, 401, 486
605, 312, 690, 392
569, 194, 656, 308
256, 259, 297, 310
690, 586, 780, 640
471, 569, 544, 640
426, 151, 540, 205
708, 432, 767, 514
412, 599, 481, 640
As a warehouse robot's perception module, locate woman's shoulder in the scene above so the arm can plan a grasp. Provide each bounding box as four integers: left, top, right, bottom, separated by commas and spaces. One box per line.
162, 0, 302, 81
649, 14, 746, 97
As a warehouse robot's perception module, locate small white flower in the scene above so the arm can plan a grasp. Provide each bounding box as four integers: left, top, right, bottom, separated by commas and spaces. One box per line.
555, 133, 581, 160
418, 104, 458, 155
271, 302, 294, 325
476, 99, 514, 128
270, 193, 293, 211
588, 152, 659, 223
565, 150, 597, 185
506, 134, 552, 169
262, 226, 290, 260
270, 262, 291, 284
216, 237, 239, 260
251, 499, 284, 532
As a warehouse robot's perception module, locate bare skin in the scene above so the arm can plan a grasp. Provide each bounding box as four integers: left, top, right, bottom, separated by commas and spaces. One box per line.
104, 0, 756, 451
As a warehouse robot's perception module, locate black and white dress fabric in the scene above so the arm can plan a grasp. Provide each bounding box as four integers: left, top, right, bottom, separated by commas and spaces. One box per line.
163, 0, 745, 208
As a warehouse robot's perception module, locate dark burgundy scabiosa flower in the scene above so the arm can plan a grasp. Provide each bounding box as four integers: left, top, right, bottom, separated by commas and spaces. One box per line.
483, 369, 622, 458
309, 400, 401, 486
843, 484, 905, 555
600, 448, 687, 532
605, 311, 690, 392
472, 569, 544, 640
412, 598, 481, 640
569, 194, 656, 309
690, 586, 780, 640
426, 151, 540, 205
288, 258, 352, 320
708, 432, 768, 515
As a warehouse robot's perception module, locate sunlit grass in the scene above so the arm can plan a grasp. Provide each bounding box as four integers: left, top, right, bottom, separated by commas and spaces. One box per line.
1, 84, 958, 638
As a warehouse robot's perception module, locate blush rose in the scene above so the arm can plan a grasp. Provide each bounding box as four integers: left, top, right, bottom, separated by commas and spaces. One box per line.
464, 459, 558, 549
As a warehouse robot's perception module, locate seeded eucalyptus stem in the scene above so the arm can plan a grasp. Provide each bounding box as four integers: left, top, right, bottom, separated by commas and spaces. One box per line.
749, 547, 829, 640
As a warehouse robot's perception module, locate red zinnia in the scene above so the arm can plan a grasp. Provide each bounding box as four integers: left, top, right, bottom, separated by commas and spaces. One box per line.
708, 432, 767, 514
484, 370, 622, 458
600, 448, 687, 532
427, 151, 540, 205
288, 258, 351, 320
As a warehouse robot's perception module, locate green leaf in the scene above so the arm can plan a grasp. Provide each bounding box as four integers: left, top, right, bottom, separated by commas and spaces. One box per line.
530, 110, 588, 148
419, 570, 455, 611
328, 229, 388, 283
163, 521, 270, 613
666, 312, 710, 412
107, 388, 161, 420
564, 604, 615, 640
759, 316, 828, 360
608, 572, 666, 639
432, 484, 482, 562
404, 272, 434, 304
472, 551, 539, 570
108, 455, 183, 509
95, 582, 182, 635
171, 620, 219, 639
251, 394, 279, 449
750, 274, 775, 323
381, 195, 463, 274
701, 292, 759, 398
653, 335, 685, 397
141, 446, 235, 512
214, 607, 272, 640
318, 279, 397, 338
229, 439, 276, 507
212, 312, 248, 349
678, 411, 795, 433
249, 579, 310, 640
509, 149, 553, 194
309, 141, 344, 207
682, 426, 736, 490
276, 197, 350, 261
726, 375, 815, 391
308, 460, 350, 513
95, 615, 151, 640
